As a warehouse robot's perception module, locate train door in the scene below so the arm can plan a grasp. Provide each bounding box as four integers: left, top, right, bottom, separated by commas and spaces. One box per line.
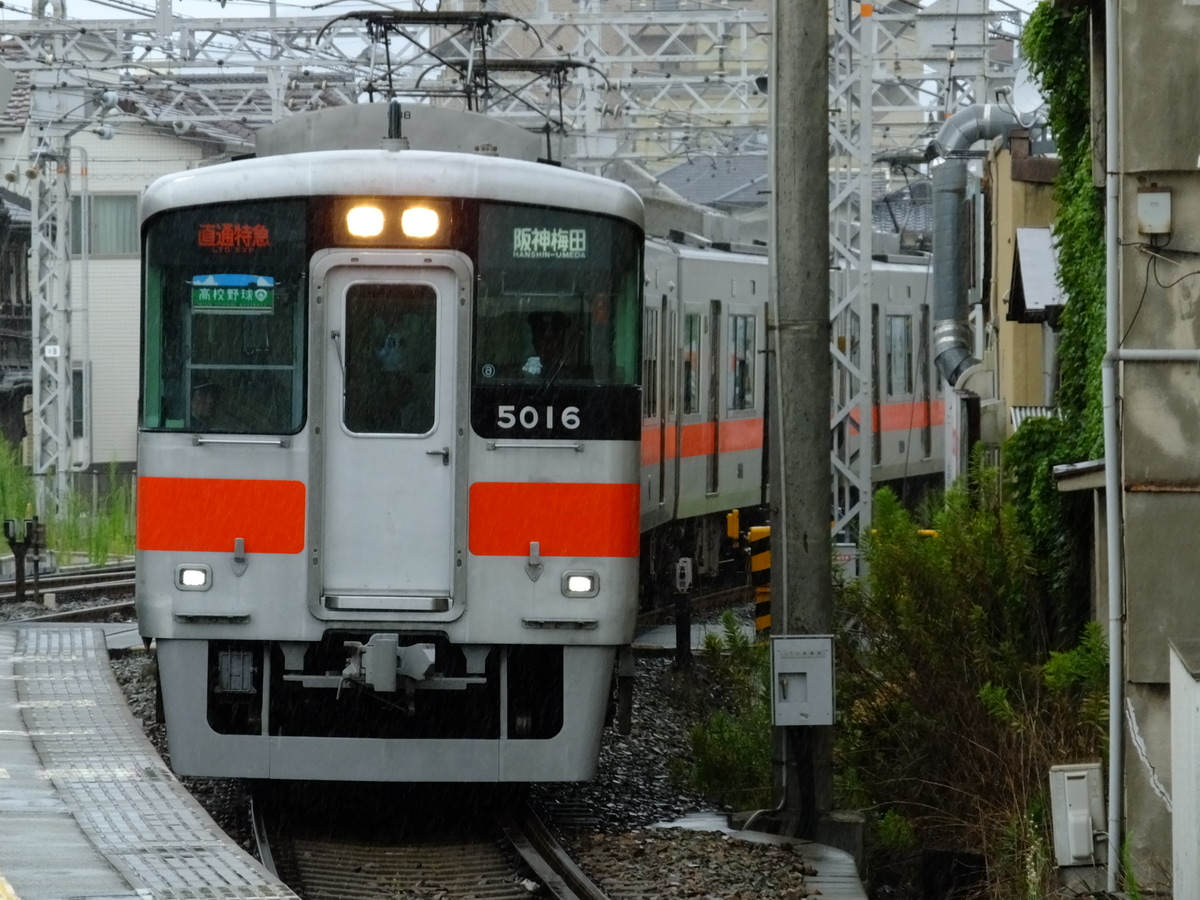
316, 252, 467, 608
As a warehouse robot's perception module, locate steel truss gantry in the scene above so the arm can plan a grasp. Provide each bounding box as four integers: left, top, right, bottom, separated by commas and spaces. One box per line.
828, 0, 1023, 544
10, 0, 1019, 524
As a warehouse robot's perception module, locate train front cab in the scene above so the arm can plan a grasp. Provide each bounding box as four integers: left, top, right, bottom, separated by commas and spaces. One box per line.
135, 171, 644, 782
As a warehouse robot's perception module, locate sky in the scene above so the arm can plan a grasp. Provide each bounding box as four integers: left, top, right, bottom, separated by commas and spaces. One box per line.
1, 0, 425, 20
1, 0, 1042, 25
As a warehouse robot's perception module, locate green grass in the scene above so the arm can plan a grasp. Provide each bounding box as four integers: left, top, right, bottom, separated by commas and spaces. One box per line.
0, 445, 134, 567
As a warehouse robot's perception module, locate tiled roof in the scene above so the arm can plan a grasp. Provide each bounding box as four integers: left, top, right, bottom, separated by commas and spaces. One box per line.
0, 58, 31, 133
655, 154, 768, 209
0, 185, 30, 226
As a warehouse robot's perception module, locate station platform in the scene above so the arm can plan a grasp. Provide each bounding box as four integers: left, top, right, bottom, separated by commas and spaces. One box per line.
0, 624, 296, 900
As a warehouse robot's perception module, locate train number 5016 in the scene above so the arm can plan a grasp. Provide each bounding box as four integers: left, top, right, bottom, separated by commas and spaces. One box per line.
497, 405, 581, 430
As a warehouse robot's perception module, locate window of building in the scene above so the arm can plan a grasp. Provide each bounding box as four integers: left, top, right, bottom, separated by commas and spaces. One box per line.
71, 368, 85, 439
71, 194, 139, 256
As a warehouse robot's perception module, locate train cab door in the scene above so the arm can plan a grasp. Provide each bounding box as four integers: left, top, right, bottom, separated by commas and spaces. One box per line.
315, 251, 469, 611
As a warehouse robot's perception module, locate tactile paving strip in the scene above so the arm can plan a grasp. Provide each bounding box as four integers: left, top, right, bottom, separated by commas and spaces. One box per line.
11, 625, 297, 900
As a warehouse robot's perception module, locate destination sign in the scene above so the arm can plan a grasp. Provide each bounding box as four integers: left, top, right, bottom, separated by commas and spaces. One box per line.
197, 222, 271, 252
512, 227, 587, 260
192, 274, 276, 311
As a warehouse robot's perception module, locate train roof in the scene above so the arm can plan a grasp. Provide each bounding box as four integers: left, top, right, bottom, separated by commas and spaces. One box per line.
645, 234, 768, 264
140, 147, 645, 229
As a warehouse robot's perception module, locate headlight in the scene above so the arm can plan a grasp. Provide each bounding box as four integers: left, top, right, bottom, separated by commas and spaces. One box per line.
401, 205, 439, 238
561, 571, 599, 598
176, 564, 212, 591
346, 205, 385, 237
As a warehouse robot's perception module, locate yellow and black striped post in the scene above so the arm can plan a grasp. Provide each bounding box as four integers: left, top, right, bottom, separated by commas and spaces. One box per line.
748, 525, 771, 638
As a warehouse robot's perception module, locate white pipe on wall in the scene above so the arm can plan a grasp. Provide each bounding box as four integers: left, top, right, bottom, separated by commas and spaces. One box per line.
1102, 0, 1122, 889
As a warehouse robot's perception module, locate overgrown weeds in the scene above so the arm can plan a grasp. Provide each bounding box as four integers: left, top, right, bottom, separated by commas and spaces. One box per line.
680, 612, 773, 811
835, 461, 1106, 898
0, 443, 134, 565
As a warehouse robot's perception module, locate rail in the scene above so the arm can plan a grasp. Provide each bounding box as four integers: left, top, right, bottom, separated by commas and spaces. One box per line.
0, 563, 136, 605
502, 804, 612, 900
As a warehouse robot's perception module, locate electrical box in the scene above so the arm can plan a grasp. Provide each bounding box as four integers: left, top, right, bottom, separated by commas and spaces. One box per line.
1137, 188, 1172, 236
770, 635, 834, 726
1049, 762, 1104, 866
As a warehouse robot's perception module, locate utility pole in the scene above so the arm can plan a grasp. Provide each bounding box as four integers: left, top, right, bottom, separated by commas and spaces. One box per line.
768, 0, 832, 837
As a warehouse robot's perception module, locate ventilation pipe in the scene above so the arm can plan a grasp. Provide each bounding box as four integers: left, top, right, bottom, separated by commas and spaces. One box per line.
925, 104, 1019, 388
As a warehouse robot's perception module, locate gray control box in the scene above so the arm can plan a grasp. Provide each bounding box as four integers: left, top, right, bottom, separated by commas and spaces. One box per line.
1048, 762, 1104, 866
770, 635, 834, 726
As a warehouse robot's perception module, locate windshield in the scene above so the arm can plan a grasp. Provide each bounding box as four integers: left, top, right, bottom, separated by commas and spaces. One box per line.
141, 200, 308, 434
473, 203, 641, 389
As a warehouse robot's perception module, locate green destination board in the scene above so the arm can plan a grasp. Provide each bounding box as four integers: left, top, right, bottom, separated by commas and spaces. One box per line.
192, 274, 275, 311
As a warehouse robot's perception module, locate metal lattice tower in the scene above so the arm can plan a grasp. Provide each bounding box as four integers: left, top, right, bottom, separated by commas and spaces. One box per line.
27, 129, 71, 511
827, 0, 1024, 543
829, 1, 875, 543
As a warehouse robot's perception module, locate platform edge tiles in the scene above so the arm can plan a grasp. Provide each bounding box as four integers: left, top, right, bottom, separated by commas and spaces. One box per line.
0, 624, 297, 900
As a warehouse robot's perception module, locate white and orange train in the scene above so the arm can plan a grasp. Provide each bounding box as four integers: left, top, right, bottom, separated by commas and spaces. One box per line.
134, 102, 941, 784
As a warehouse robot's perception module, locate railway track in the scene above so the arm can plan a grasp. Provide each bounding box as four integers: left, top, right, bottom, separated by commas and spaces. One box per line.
250, 784, 612, 900
636, 582, 753, 629
0, 562, 135, 605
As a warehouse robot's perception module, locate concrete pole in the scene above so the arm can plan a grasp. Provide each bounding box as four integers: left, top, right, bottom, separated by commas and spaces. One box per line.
767, 0, 833, 836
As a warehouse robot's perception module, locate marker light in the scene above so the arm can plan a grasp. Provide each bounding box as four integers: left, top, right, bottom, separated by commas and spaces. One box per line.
562, 571, 599, 598
401, 206, 439, 238
175, 564, 212, 591
346, 205, 385, 237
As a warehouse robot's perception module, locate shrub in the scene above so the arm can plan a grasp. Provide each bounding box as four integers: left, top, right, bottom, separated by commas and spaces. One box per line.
835, 467, 1105, 898
683, 611, 773, 810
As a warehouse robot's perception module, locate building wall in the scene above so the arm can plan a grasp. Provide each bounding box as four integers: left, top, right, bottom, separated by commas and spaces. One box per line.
1113, 1, 1200, 888
985, 140, 1057, 437
67, 127, 209, 467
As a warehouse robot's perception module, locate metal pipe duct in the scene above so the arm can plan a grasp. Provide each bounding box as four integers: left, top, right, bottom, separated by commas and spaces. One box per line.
931, 161, 975, 386
928, 103, 1020, 160
926, 104, 1020, 388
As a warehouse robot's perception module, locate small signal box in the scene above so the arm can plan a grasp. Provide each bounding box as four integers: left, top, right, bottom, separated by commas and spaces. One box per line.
770, 635, 834, 726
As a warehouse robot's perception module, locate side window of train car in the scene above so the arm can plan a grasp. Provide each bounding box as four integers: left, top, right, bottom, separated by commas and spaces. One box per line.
682, 312, 702, 415
141, 200, 308, 434
728, 313, 755, 411
886, 313, 914, 397
643, 307, 659, 418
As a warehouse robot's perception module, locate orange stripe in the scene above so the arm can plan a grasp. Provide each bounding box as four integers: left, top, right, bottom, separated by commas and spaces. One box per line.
876, 399, 946, 432
642, 400, 943, 455
641, 418, 765, 465
641, 423, 677, 466
679, 421, 716, 459
137, 476, 306, 554
720, 417, 763, 453
469, 482, 639, 557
